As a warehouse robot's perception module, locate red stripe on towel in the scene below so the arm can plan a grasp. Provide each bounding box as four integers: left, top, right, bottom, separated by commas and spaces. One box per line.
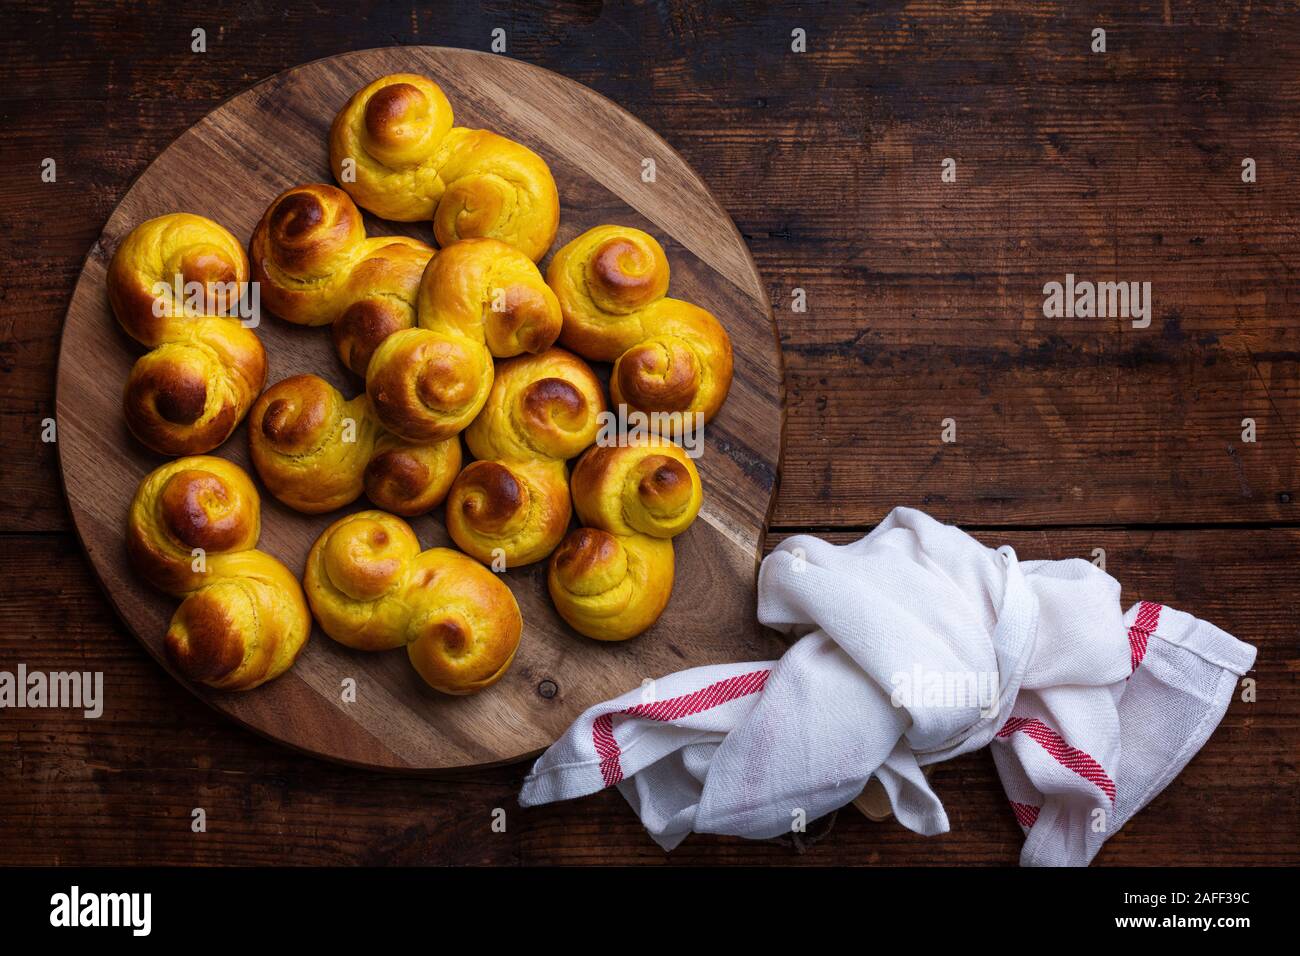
596, 669, 771, 787
1127, 601, 1162, 673
1009, 801, 1041, 830
997, 716, 1117, 803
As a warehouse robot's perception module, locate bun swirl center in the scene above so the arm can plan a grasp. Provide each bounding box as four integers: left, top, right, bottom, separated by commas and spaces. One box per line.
321, 516, 410, 602
586, 236, 669, 314
159, 469, 253, 553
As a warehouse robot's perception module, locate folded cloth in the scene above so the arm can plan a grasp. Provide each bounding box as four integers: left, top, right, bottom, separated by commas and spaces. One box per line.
519, 507, 1256, 865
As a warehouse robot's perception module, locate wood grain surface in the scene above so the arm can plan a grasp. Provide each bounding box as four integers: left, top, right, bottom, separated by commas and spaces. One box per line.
54, 46, 785, 769
2, 0, 1296, 865
0, 527, 1288, 866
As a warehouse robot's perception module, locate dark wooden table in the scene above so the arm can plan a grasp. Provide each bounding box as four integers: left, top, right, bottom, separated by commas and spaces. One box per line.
1, 1, 1295, 866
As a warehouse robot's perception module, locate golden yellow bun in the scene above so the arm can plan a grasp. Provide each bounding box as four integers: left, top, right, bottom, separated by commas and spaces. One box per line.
364, 327, 493, 443
365, 237, 561, 443
248, 374, 460, 515
365, 432, 462, 516
569, 439, 704, 537
248, 183, 435, 374
302, 510, 420, 651
445, 460, 566, 568
166, 550, 308, 691
126, 456, 309, 691
417, 238, 562, 354
304, 510, 522, 694
107, 214, 264, 455
548, 528, 675, 642
546, 225, 733, 423
446, 348, 605, 567
328, 73, 559, 261
108, 213, 249, 346
548, 436, 703, 641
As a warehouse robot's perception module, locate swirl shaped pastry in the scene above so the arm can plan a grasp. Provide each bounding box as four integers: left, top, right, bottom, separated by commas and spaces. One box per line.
447, 348, 606, 567
126, 456, 309, 691
547, 225, 733, 425
304, 510, 522, 694
365, 237, 562, 442
329, 73, 559, 261
249, 183, 435, 375
548, 437, 703, 641
248, 374, 461, 515
107, 214, 265, 455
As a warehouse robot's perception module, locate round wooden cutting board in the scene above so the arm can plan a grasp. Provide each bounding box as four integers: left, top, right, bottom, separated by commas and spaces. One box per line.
56, 47, 785, 770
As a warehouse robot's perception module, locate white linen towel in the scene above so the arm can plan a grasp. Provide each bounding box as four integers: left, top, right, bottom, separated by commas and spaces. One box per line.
519, 507, 1256, 865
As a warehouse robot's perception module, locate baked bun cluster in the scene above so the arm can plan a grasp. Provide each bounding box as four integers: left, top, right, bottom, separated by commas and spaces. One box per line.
548, 438, 704, 641
447, 348, 606, 567
305, 511, 522, 694
249, 183, 434, 375
366, 236, 562, 442
248, 373, 461, 515
547, 225, 733, 424
127, 456, 310, 690
329, 73, 559, 261
112, 71, 737, 700
108, 214, 265, 455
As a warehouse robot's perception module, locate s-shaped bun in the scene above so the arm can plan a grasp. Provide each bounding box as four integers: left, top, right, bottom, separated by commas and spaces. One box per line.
248, 183, 435, 375
546, 225, 733, 425
446, 347, 606, 567
364, 237, 562, 443
304, 510, 522, 694
108, 214, 265, 455
548, 437, 703, 641
329, 73, 559, 261
126, 456, 309, 690
248, 374, 461, 515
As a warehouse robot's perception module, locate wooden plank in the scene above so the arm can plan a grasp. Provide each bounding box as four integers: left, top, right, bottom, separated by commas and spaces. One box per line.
0, 528, 1291, 865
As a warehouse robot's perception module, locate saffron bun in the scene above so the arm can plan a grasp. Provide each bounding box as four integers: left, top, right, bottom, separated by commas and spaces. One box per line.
304, 510, 523, 694
248, 183, 435, 375
248, 373, 461, 515
126, 456, 309, 691
546, 225, 733, 424
446, 348, 606, 567
107, 214, 264, 455
328, 73, 559, 261
365, 237, 562, 443
548, 437, 703, 641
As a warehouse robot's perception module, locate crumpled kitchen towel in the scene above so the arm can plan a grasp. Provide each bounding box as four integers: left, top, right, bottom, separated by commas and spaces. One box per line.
519, 507, 1256, 865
